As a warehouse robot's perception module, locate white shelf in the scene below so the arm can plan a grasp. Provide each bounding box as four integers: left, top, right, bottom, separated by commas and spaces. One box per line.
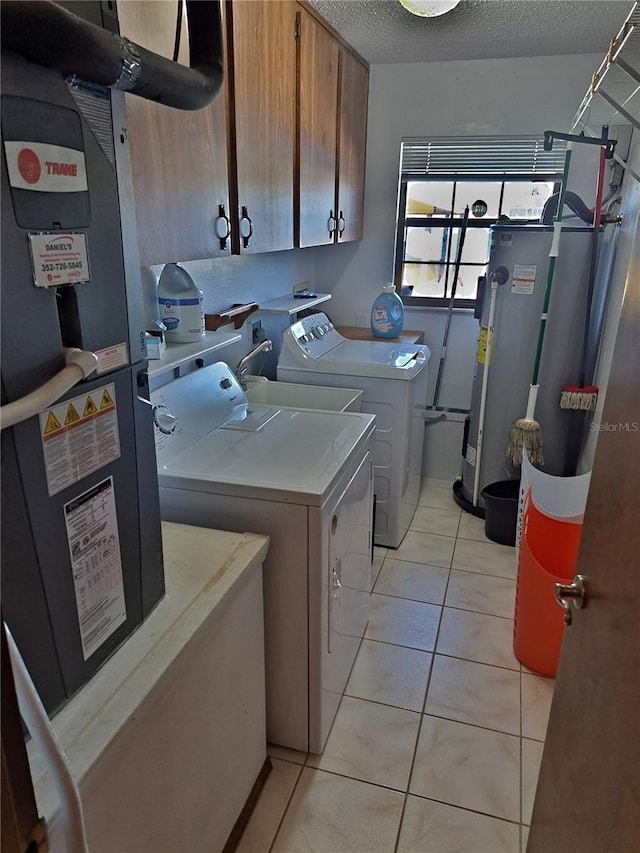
259, 292, 331, 315
147, 330, 242, 378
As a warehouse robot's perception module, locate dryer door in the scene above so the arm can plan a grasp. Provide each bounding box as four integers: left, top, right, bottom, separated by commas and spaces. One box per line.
309, 447, 374, 754
327, 450, 372, 660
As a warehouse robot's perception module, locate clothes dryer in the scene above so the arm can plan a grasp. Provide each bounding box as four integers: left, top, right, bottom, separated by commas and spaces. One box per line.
277, 313, 430, 548
150, 362, 375, 753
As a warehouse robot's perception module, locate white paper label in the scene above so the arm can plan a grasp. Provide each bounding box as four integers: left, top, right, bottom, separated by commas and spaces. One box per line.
4, 141, 88, 192
511, 264, 537, 295
40, 384, 120, 496
95, 342, 129, 375
29, 232, 90, 287
466, 444, 477, 466
64, 477, 127, 660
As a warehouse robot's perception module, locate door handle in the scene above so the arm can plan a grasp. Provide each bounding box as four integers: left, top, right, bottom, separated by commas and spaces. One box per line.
337, 211, 345, 237
327, 210, 337, 238
554, 574, 587, 625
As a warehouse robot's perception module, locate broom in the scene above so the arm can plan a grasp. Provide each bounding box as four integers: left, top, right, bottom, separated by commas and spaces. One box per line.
559, 146, 606, 412
507, 144, 573, 467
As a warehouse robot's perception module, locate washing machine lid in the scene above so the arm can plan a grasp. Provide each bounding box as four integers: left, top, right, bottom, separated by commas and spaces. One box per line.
280, 313, 429, 380
316, 339, 427, 372
158, 406, 375, 505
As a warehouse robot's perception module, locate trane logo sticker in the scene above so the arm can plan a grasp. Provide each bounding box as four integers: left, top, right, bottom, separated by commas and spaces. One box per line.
4, 140, 88, 193
46, 160, 79, 177
17, 148, 41, 184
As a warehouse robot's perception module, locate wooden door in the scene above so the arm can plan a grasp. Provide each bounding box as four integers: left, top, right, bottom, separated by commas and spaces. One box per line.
296, 8, 339, 248
119, 1, 232, 266
228, 0, 296, 254
336, 49, 368, 243
527, 231, 640, 851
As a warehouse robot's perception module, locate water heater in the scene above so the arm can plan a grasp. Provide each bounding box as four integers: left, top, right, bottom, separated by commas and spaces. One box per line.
456, 225, 595, 512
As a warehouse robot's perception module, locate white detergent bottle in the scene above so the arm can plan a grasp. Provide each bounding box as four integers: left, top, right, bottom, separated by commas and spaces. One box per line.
371, 283, 404, 339
157, 264, 205, 344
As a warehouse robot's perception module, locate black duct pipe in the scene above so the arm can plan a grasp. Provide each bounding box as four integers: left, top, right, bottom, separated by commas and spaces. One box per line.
540, 190, 593, 226
0, 0, 223, 111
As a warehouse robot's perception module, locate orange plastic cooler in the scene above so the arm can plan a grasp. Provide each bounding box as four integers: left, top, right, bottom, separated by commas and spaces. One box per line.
513, 497, 583, 677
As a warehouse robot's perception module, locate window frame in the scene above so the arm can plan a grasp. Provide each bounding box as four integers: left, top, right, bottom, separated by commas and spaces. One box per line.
394, 137, 566, 310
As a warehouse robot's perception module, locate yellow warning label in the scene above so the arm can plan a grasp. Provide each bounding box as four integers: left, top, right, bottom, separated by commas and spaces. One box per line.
477, 326, 493, 366
65, 403, 81, 425
83, 396, 98, 417
44, 411, 62, 434
100, 389, 114, 409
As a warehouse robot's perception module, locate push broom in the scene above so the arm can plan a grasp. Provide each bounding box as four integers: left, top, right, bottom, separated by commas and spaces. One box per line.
559, 145, 606, 413
559, 145, 606, 476
507, 144, 573, 467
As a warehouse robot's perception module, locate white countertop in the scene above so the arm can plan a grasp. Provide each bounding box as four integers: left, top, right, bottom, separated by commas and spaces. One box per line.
27, 522, 269, 821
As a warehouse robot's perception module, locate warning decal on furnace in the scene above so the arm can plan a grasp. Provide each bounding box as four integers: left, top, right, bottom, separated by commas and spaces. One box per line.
39, 383, 120, 496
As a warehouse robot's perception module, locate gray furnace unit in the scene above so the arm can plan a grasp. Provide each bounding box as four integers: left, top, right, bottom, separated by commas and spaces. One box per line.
1, 0, 223, 714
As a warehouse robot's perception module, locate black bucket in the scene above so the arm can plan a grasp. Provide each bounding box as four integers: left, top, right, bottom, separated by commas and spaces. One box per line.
481, 480, 520, 547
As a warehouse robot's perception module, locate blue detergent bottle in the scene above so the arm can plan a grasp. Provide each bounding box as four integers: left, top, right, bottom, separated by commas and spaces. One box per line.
371, 283, 404, 338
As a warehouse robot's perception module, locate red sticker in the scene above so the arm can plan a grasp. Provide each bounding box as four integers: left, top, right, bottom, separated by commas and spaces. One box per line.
18, 147, 41, 184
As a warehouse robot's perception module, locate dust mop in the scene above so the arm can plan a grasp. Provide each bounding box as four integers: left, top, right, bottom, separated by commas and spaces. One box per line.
507, 144, 573, 467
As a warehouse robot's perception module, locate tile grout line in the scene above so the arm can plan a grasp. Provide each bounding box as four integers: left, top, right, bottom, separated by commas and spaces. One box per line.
373, 586, 516, 623
265, 760, 304, 853
406, 792, 524, 827
391, 528, 457, 853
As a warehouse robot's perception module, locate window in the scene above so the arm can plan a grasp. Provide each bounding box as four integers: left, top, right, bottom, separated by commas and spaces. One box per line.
394, 137, 566, 308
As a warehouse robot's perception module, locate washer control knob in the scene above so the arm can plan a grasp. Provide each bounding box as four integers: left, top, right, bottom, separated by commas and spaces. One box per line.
153, 405, 178, 435
220, 377, 233, 389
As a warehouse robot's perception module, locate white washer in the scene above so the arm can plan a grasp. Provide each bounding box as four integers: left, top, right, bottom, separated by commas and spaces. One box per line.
278, 313, 430, 548
150, 362, 375, 754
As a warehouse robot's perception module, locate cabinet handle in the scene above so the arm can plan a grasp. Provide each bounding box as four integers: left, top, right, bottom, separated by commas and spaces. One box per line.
215, 204, 231, 249
337, 211, 346, 237
327, 210, 337, 237
240, 205, 254, 248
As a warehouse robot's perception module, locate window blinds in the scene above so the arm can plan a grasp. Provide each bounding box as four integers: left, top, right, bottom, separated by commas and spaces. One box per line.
400, 135, 567, 178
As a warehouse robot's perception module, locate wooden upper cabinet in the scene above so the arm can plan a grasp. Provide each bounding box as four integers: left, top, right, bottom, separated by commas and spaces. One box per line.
297, 9, 339, 248
228, 0, 297, 254
336, 49, 369, 243
118, 1, 232, 267
295, 6, 369, 248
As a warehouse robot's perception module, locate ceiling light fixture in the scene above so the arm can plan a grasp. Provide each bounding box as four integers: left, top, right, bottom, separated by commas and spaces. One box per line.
399, 0, 461, 17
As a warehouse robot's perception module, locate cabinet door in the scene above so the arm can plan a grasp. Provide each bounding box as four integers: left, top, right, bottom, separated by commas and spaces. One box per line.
296, 9, 339, 248
229, 0, 296, 254
118, 1, 232, 266
336, 50, 369, 243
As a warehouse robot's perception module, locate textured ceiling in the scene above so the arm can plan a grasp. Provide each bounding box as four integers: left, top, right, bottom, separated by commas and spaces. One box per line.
308, 0, 634, 64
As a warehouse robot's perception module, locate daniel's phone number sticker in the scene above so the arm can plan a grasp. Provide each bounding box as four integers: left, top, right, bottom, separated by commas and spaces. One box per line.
29, 232, 90, 288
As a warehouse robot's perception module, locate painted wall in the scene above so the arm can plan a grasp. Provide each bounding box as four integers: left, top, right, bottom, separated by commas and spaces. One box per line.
579, 129, 640, 473
146, 248, 317, 384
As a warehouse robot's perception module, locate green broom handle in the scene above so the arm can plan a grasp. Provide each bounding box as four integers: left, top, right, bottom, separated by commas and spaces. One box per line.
530, 146, 573, 385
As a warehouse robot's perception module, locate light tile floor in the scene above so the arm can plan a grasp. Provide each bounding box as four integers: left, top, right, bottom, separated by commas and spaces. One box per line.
237, 478, 555, 853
